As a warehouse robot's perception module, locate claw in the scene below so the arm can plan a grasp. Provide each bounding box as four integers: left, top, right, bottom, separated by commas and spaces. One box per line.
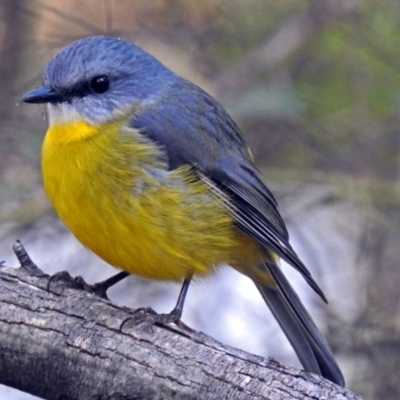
120, 275, 194, 332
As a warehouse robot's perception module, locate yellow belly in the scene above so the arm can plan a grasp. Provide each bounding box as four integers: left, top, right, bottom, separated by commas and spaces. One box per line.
42, 119, 263, 280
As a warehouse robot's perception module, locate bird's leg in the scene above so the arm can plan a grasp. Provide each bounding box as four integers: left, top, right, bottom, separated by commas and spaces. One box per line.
166, 273, 193, 322
74, 271, 130, 299
120, 274, 194, 331
47, 270, 130, 300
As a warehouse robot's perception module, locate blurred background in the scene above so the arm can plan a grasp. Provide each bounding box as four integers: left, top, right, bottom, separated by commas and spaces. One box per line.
0, 0, 399, 399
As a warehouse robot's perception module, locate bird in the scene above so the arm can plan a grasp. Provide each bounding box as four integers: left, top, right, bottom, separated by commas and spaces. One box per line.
22, 35, 344, 386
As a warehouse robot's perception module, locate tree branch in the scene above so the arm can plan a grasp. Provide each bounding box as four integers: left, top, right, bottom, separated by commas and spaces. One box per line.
0, 245, 363, 400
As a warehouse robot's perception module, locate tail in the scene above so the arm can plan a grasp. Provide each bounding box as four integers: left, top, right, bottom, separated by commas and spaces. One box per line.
252, 260, 345, 387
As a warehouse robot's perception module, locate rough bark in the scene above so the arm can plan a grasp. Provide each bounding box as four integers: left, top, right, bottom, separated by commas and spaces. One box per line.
0, 245, 363, 400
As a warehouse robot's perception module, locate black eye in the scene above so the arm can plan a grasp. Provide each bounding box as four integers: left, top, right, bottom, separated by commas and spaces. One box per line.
89, 75, 109, 94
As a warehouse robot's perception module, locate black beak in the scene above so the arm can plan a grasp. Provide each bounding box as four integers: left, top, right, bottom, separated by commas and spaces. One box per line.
22, 86, 63, 104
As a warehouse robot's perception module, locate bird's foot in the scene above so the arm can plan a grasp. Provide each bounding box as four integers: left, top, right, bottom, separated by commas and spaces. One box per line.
45, 271, 94, 296
120, 305, 194, 334
46, 271, 130, 299
77, 271, 129, 299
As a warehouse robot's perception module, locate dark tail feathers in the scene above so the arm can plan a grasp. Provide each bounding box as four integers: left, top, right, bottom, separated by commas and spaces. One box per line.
253, 261, 345, 386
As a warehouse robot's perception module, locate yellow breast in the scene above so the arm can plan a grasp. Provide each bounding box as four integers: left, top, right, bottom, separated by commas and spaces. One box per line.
41, 118, 263, 280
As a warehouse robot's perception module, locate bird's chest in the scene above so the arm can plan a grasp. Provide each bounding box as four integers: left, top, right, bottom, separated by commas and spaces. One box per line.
40, 123, 236, 280
41, 124, 135, 226
41, 123, 168, 270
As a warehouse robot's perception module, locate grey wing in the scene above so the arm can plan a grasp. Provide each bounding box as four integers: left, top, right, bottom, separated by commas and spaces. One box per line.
131, 79, 325, 301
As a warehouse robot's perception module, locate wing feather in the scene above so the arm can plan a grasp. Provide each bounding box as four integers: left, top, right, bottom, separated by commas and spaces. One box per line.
131, 80, 326, 302
197, 168, 327, 302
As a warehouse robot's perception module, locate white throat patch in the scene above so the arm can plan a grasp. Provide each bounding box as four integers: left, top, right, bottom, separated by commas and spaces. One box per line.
47, 103, 82, 126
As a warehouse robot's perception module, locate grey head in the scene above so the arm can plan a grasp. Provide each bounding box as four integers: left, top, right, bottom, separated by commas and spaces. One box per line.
22, 36, 176, 124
